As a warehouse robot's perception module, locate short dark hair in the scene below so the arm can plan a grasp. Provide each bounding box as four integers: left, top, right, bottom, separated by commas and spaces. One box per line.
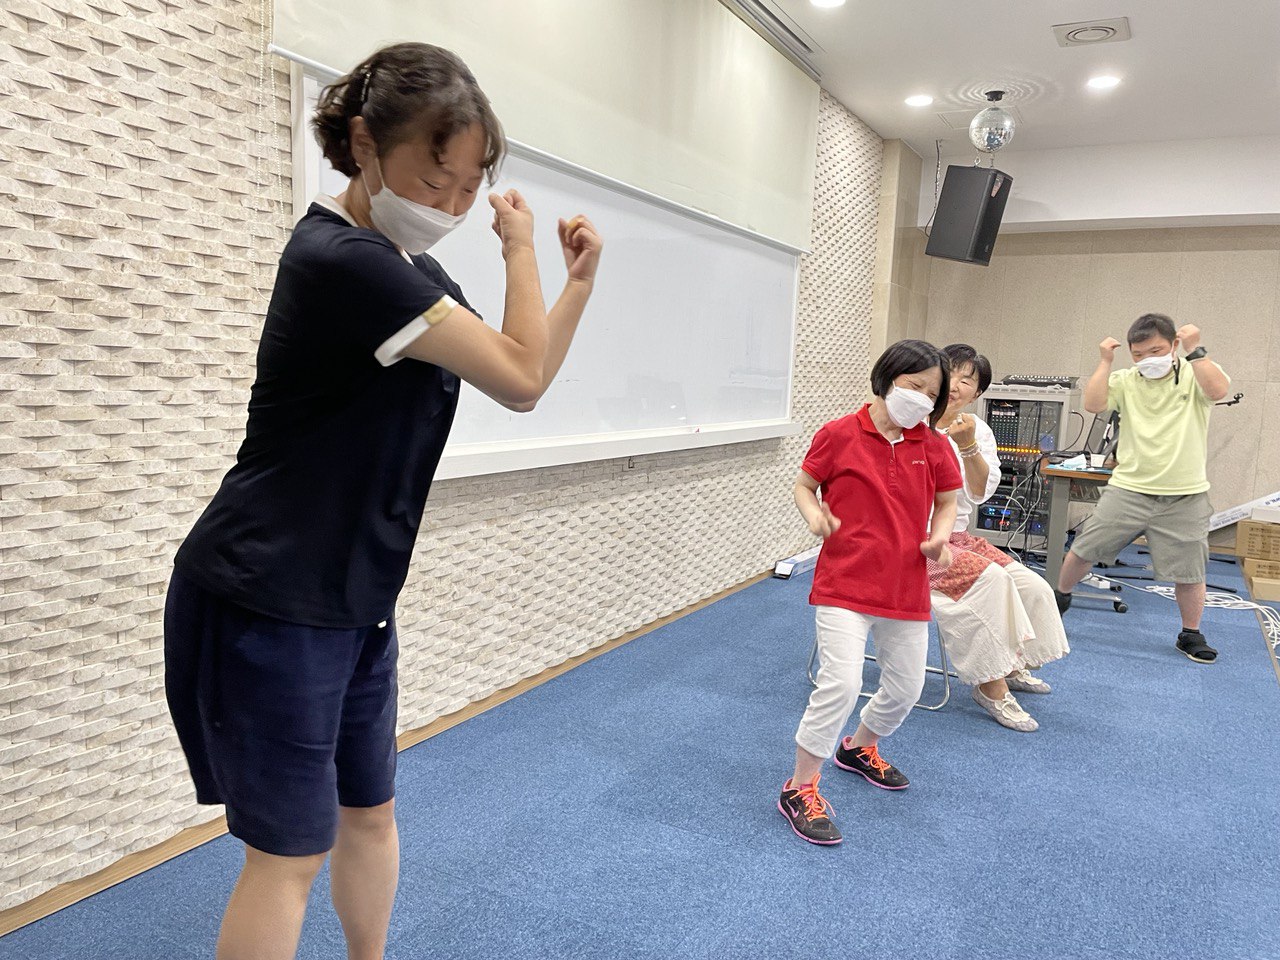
870, 339, 951, 427
1127, 313, 1176, 346
312, 42, 506, 182
942, 343, 993, 393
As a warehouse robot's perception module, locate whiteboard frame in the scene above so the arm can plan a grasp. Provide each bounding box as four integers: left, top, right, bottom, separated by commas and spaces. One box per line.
282, 53, 804, 477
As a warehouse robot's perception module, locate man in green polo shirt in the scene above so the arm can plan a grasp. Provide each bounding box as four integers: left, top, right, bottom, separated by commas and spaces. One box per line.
1055, 313, 1232, 663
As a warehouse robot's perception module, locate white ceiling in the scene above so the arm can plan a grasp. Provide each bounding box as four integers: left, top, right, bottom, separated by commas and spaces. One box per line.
764, 0, 1280, 157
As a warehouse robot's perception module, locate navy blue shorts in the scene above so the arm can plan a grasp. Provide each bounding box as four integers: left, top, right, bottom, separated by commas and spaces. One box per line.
164, 570, 398, 856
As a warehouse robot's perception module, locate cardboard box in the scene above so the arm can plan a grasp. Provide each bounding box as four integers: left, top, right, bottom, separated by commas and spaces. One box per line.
1244, 558, 1280, 581
1245, 573, 1280, 603
1236, 520, 1280, 562
1241, 560, 1280, 602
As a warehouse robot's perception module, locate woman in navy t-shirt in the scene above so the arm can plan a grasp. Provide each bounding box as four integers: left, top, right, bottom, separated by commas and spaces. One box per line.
165, 42, 602, 958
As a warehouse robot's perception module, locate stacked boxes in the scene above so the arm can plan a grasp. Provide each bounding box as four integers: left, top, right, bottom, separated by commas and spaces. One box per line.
1237, 512, 1280, 602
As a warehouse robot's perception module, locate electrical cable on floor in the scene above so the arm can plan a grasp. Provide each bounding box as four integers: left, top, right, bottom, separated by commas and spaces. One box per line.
1117, 580, 1280, 686
1024, 558, 1280, 687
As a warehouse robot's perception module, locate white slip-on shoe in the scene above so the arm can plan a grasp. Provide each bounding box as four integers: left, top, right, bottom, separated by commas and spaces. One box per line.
971, 686, 1039, 732
1006, 668, 1052, 694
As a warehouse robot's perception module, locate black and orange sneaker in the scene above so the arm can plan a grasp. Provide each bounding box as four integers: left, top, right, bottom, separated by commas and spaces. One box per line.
833, 739, 909, 790
777, 775, 842, 845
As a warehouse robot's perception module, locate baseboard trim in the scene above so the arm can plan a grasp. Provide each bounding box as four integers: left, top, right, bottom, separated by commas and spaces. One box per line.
0, 816, 229, 937
394, 570, 770, 752
0, 569, 771, 937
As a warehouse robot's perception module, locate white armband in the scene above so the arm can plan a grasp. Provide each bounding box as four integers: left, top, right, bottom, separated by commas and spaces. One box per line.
374, 295, 457, 367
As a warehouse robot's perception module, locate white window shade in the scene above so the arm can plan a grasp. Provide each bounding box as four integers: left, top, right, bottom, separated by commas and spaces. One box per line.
271, 0, 819, 250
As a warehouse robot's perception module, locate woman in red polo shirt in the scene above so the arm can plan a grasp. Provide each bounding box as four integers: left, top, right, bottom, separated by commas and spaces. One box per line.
778, 340, 962, 845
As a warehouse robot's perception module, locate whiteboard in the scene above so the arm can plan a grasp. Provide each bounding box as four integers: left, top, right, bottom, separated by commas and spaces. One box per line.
293, 70, 802, 478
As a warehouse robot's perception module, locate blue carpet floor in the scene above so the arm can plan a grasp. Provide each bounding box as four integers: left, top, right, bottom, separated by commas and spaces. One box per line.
3, 550, 1278, 960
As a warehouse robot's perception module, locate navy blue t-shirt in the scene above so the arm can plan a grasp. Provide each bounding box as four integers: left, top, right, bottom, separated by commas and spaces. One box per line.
175, 203, 475, 627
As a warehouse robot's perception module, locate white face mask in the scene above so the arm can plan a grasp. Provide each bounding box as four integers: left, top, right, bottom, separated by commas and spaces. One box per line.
1135, 349, 1175, 379
362, 159, 466, 254
884, 386, 936, 429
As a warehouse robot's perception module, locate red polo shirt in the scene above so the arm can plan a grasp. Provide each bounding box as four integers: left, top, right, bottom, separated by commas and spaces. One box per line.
802, 405, 962, 620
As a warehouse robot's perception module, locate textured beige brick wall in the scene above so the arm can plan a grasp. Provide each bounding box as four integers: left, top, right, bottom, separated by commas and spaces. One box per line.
0, 0, 882, 908
1, 0, 294, 909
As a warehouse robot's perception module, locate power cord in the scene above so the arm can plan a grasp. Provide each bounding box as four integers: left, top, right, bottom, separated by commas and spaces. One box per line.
1065, 411, 1086, 451
1106, 577, 1280, 688
1003, 468, 1046, 554
923, 138, 943, 237
1024, 559, 1280, 688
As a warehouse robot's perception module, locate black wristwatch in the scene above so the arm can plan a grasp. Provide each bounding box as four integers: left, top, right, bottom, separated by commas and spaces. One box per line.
1184, 346, 1208, 362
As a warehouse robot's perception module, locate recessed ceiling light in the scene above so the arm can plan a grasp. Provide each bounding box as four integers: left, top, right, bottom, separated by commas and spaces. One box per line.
809, 0, 846, 8
1088, 75, 1122, 89
905, 95, 934, 107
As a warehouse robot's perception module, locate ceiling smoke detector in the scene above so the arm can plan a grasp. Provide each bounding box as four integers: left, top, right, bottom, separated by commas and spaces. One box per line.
1052, 17, 1132, 47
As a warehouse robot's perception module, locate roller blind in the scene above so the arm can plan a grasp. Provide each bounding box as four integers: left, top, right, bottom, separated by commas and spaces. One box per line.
272, 0, 818, 249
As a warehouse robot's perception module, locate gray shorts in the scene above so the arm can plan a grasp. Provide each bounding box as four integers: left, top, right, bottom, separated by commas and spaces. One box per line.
1069, 486, 1212, 584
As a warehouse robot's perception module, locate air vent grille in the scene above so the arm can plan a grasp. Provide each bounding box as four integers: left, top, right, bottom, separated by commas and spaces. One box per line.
719, 0, 823, 81
1052, 17, 1132, 47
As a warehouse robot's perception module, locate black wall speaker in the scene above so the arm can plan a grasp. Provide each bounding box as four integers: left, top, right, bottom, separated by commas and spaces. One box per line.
924, 164, 1013, 266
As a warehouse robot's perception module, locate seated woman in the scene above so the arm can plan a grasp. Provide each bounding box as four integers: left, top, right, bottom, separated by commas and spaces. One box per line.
930, 344, 1070, 732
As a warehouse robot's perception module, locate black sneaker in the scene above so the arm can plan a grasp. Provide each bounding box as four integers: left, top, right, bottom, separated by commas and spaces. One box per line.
1054, 589, 1073, 614
833, 740, 909, 790
1176, 628, 1218, 664
778, 775, 842, 845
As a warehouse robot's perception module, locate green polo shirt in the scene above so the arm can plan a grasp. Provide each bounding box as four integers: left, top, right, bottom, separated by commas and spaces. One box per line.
1104, 364, 1221, 496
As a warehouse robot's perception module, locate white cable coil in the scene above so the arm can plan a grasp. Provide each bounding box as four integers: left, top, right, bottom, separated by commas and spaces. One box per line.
1027, 561, 1280, 687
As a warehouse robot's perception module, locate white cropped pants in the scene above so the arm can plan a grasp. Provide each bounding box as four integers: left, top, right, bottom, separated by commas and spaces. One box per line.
794, 606, 928, 759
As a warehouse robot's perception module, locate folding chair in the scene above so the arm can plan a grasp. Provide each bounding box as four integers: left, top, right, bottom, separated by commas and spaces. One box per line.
804, 623, 957, 711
